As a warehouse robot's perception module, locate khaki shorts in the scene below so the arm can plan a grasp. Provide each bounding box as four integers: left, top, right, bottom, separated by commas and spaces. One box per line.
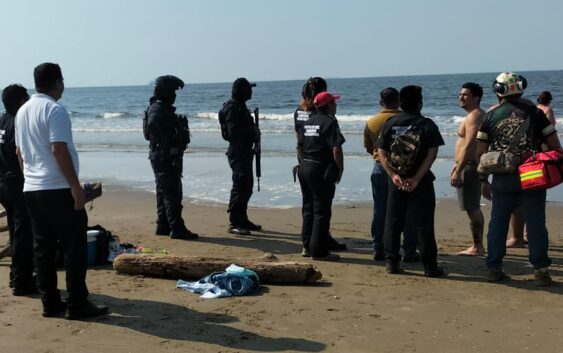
457, 164, 481, 212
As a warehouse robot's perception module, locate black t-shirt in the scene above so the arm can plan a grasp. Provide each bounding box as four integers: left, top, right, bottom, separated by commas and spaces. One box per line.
298, 112, 345, 164
477, 98, 556, 157
0, 112, 23, 180
376, 112, 444, 178
294, 107, 316, 133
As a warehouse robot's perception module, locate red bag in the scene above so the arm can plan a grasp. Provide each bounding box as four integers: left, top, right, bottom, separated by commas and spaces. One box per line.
519, 150, 563, 190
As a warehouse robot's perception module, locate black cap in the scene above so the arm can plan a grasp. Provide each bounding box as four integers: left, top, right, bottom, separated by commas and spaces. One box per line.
231, 78, 255, 102
233, 78, 255, 90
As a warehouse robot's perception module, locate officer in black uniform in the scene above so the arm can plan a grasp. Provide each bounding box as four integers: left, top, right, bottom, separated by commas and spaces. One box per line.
146, 75, 198, 240
219, 78, 261, 235
294, 77, 347, 254
0, 84, 36, 295
297, 92, 345, 261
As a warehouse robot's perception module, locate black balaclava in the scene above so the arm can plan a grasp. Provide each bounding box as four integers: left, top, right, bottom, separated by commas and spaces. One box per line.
153, 75, 184, 105
231, 78, 253, 102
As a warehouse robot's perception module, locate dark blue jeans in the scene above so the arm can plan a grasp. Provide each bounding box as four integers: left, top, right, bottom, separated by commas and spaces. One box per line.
371, 162, 417, 255
371, 162, 388, 255
486, 174, 551, 270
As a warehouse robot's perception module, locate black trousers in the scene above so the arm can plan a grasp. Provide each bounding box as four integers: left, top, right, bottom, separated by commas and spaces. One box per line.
227, 151, 254, 226
298, 160, 335, 257
383, 174, 438, 269
151, 158, 186, 232
298, 164, 340, 249
0, 178, 34, 288
24, 189, 89, 307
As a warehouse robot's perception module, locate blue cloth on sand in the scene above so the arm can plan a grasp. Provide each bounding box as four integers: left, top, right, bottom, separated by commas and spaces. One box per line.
176, 264, 260, 299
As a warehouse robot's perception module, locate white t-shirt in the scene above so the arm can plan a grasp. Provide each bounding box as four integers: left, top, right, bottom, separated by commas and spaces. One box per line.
15, 93, 79, 192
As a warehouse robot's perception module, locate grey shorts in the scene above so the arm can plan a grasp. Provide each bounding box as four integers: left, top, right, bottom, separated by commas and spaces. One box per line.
457, 164, 481, 212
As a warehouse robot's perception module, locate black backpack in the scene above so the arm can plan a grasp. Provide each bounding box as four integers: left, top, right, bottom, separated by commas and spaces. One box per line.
90, 225, 116, 265
387, 120, 423, 176
143, 107, 151, 141
218, 101, 233, 141
174, 114, 191, 151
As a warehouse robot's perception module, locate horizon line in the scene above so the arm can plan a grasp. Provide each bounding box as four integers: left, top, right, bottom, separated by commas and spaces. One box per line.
15, 68, 563, 90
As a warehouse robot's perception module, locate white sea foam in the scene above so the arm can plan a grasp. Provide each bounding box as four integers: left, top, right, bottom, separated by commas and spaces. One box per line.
192, 111, 373, 122
194, 112, 218, 120
96, 112, 130, 119
73, 128, 142, 132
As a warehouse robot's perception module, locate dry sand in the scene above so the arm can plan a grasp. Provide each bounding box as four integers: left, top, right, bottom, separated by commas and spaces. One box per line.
1, 186, 563, 353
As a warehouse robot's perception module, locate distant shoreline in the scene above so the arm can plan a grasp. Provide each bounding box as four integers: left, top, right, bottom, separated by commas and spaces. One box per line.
59, 69, 563, 89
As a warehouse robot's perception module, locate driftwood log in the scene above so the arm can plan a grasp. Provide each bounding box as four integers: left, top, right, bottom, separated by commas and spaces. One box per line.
1, 209, 8, 233
0, 244, 10, 260
113, 254, 322, 284
0, 208, 8, 259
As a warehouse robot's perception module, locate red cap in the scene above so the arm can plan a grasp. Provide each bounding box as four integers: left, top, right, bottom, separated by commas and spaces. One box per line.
313, 92, 341, 107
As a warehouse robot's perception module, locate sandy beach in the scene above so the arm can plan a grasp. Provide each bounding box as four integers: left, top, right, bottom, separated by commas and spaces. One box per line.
1, 186, 563, 353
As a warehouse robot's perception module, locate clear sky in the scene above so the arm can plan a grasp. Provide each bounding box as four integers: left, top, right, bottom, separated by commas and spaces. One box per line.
1, 0, 561, 88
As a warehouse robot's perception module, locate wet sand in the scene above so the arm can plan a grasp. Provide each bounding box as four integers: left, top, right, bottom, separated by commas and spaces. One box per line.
1, 186, 563, 353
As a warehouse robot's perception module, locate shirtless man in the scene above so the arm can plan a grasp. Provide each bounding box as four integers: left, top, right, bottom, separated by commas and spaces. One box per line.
451, 82, 485, 256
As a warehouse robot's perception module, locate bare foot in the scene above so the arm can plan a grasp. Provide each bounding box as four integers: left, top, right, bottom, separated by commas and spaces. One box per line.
457, 246, 485, 256
506, 239, 526, 248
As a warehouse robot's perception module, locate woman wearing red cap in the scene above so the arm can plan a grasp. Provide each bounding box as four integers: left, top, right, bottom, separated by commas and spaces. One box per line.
296, 92, 345, 261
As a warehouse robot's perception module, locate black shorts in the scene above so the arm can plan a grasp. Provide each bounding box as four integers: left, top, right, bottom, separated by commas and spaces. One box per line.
457, 164, 481, 212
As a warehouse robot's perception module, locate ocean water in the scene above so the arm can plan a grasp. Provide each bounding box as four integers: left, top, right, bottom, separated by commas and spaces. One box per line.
55, 70, 563, 207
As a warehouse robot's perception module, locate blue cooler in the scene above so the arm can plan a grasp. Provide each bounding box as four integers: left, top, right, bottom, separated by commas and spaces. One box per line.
87, 230, 100, 266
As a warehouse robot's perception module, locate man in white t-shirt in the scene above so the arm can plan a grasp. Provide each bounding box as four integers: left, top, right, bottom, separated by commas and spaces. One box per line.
15, 63, 107, 320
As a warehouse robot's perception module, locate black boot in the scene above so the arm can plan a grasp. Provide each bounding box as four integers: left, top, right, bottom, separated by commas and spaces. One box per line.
170, 227, 199, 240
228, 225, 251, 235
42, 300, 67, 318
424, 265, 446, 278
242, 220, 262, 231
65, 300, 109, 320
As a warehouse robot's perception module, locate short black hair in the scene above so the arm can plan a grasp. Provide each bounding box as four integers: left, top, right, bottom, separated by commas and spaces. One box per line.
399, 85, 422, 112
462, 82, 483, 100
2, 84, 29, 115
380, 87, 399, 107
537, 91, 553, 105
34, 63, 63, 92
